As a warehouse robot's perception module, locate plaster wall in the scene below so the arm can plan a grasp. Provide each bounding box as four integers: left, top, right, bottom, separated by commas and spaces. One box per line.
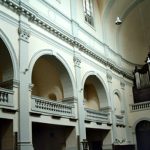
29, 0, 72, 33
128, 110, 150, 127
76, 0, 103, 41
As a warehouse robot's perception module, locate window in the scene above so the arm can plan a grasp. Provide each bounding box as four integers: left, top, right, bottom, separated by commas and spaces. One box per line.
83, 0, 94, 26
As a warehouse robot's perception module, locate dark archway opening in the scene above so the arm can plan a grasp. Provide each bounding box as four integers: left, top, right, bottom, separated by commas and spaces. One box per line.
136, 120, 150, 150
0, 38, 14, 89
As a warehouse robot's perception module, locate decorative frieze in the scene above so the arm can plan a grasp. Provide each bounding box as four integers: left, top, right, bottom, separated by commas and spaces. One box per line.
0, 0, 134, 80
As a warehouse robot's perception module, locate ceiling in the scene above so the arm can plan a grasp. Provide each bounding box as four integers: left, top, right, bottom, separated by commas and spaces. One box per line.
99, 0, 150, 64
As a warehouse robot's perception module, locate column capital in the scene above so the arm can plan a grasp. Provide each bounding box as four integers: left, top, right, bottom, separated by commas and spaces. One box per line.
120, 80, 125, 89
73, 56, 81, 67
107, 73, 112, 83
18, 27, 30, 42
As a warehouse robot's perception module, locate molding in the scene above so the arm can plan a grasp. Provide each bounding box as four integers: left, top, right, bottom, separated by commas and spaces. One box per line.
0, 10, 18, 27
13, 79, 20, 88
0, 0, 134, 80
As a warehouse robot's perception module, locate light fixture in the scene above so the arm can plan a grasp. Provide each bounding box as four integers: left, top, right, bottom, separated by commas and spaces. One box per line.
115, 16, 122, 25
81, 139, 88, 150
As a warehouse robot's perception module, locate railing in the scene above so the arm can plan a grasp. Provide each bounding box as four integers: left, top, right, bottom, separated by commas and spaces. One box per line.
0, 87, 14, 107
31, 96, 75, 118
115, 115, 125, 126
85, 108, 110, 123
130, 101, 150, 112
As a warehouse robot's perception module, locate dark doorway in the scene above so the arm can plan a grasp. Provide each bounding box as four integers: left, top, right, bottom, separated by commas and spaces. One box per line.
136, 120, 150, 150
89, 141, 102, 150
86, 128, 109, 150
32, 122, 74, 150
0, 119, 14, 150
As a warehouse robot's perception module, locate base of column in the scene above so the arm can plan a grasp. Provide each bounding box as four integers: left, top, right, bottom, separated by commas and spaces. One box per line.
66, 147, 78, 150
18, 142, 33, 150
103, 144, 113, 150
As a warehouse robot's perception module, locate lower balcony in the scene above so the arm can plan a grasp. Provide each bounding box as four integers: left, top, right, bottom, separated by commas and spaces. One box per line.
31, 96, 75, 119
0, 87, 14, 108
85, 108, 110, 124
115, 114, 125, 127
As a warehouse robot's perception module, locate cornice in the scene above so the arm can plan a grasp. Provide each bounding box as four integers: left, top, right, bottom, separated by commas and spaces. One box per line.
0, 0, 134, 80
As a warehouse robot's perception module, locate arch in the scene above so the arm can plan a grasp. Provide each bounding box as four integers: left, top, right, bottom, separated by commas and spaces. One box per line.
82, 71, 109, 108
133, 118, 150, 131
135, 119, 150, 150
131, 118, 150, 150
113, 89, 121, 99
113, 89, 122, 114
28, 49, 76, 98
0, 29, 19, 81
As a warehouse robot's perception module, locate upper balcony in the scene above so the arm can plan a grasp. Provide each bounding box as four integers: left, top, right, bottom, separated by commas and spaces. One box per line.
130, 101, 150, 112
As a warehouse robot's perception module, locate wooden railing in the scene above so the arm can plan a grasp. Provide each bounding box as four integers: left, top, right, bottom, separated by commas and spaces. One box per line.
85, 108, 110, 123
31, 96, 75, 118
0, 87, 14, 107
130, 101, 150, 112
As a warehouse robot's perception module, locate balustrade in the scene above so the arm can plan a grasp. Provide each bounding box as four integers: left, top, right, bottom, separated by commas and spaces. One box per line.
31, 96, 75, 118
85, 108, 110, 123
0, 87, 14, 107
130, 101, 150, 112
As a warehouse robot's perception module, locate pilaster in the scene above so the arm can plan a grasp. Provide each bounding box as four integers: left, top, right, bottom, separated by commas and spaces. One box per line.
73, 51, 86, 150
106, 71, 114, 148
18, 14, 33, 150
120, 79, 130, 144
70, 0, 79, 37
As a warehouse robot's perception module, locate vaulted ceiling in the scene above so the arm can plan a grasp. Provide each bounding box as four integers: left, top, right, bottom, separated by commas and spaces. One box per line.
99, 0, 150, 64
